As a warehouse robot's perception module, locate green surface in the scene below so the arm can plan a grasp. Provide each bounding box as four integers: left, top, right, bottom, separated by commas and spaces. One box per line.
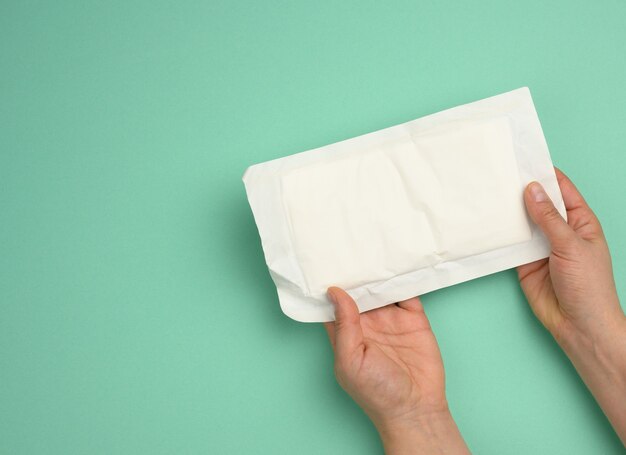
1, 1, 625, 453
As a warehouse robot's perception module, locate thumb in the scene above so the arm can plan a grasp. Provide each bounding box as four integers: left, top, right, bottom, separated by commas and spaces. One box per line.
327, 287, 364, 364
524, 182, 574, 253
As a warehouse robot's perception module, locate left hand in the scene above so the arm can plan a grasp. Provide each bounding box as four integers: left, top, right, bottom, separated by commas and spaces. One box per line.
325, 287, 469, 454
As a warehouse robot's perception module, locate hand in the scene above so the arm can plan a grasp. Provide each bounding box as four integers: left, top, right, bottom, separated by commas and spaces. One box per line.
517, 168, 623, 344
325, 287, 469, 454
517, 168, 626, 445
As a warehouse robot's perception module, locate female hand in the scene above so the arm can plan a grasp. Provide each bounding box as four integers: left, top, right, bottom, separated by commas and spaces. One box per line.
325, 287, 469, 454
517, 168, 626, 445
517, 168, 623, 343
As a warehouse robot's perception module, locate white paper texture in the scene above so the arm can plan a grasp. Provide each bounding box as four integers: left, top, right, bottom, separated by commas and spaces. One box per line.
243, 87, 565, 322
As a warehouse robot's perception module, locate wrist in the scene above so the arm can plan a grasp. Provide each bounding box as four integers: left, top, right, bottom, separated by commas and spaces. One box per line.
375, 408, 470, 455
557, 307, 626, 358
556, 310, 626, 445
557, 311, 626, 386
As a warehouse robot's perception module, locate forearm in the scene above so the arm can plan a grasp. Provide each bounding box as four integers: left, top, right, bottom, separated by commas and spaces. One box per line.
375, 410, 471, 455
558, 311, 626, 445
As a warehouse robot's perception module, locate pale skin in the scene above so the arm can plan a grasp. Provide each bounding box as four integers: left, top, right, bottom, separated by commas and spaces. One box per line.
325, 169, 626, 453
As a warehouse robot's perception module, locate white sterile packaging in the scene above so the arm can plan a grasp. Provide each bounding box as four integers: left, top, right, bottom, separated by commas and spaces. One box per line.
243, 87, 565, 322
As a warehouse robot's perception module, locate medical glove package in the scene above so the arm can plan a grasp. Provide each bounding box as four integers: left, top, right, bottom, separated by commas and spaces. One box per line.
243, 87, 565, 322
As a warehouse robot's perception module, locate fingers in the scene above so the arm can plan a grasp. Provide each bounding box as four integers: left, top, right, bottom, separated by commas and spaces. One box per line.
524, 181, 575, 253
397, 296, 423, 312
327, 287, 364, 363
554, 167, 589, 212
517, 258, 548, 283
553, 167, 604, 241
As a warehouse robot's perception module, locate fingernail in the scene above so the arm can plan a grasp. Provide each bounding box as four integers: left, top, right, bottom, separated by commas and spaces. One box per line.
529, 182, 548, 203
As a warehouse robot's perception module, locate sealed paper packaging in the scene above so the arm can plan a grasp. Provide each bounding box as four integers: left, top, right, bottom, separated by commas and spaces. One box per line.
243, 87, 565, 322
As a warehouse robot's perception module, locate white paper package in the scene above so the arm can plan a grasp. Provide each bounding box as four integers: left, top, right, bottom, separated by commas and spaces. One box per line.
243, 87, 565, 322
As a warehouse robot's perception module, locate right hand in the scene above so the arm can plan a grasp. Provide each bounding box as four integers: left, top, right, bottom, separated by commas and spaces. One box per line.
517, 168, 626, 446
516, 168, 624, 345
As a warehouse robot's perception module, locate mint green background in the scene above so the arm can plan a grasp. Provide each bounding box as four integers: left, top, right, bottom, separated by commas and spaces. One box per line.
1, 1, 625, 453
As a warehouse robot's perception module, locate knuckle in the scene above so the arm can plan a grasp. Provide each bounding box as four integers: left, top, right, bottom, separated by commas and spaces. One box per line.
540, 204, 561, 222
333, 322, 346, 337
552, 236, 582, 258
